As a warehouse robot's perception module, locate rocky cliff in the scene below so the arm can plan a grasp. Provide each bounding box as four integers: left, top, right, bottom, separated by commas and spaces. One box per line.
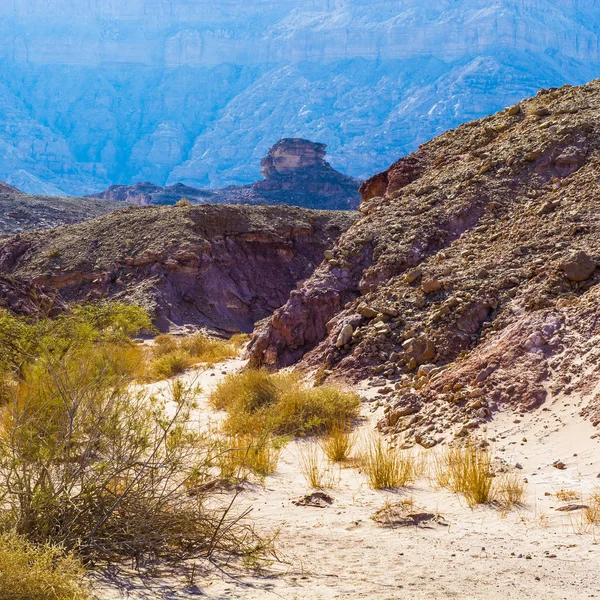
0, 204, 356, 332
249, 80, 600, 445
89, 139, 361, 210
1, 1, 600, 194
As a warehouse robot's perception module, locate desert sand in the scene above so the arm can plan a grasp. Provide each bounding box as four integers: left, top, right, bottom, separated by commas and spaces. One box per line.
96, 359, 600, 600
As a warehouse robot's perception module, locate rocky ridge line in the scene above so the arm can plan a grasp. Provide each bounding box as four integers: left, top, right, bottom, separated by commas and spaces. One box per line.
0, 204, 357, 333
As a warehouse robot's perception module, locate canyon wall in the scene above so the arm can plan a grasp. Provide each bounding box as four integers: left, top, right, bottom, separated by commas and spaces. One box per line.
1, 1, 600, 194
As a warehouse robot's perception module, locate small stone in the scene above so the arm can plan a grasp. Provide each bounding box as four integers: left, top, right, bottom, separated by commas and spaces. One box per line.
561, 251, 596, 282
508, 105, 521, 116
336, 324, 354, 347
534, 106, 550, 116
405, 269, 422, 284
357, 303, 378, 319
422, 278, 442, 294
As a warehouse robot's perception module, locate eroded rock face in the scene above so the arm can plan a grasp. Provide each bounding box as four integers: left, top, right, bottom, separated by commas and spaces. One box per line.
249, 80, 600, 442
0, 274, 65, 316
0, 204, 356, 333
90, 139, 361, 211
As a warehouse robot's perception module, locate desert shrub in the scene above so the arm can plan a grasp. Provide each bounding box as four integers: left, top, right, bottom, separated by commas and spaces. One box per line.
497, 473, 526, 507
0, 305, 266, 569
229, 333, 251, 349
216, 433, 281, 479
180, 333, 237, 364
152, 333, 179, 357
210, 369, 360, 437
0, 302, 151, 377
209, 368, 281, 414
360, 435, 420, 490
0, 531, 90, 600
150, 348, 195, 379
175, 198, 193, 207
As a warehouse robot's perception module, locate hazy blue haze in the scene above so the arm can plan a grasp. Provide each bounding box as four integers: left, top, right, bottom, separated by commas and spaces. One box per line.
0, 0, 599, 194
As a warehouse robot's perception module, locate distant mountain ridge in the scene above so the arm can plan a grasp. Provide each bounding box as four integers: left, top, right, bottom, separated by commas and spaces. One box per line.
1, 1, 600, 194
89, 139, 361, 211
0, 183, 126, 236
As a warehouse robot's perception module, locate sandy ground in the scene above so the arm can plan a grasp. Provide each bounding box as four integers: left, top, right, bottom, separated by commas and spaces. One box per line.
95, 359, 600, 600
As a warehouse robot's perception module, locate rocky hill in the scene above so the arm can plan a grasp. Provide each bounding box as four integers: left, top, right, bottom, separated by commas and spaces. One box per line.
0, 204, 357, 332
249, 80, 600, 446
2, 2, 600, 194
89, 139, 361, 211
0, 186, 125, 236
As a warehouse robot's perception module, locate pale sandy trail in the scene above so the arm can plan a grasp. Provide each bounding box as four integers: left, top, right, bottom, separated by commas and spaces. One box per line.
95, 359, 600, 600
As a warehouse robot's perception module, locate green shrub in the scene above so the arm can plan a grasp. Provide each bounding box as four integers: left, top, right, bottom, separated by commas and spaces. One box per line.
147, 333, 239, 381
0, 304, 266, 569
150, 349, 195, 379
210, 369, 360, 438
0, 531, 89, 600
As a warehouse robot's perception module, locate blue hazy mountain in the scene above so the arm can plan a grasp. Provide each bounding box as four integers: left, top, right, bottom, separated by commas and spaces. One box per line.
1, 0, 600, 195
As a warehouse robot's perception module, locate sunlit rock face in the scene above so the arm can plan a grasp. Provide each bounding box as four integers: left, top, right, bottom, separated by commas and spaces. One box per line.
1, 0, 600, 194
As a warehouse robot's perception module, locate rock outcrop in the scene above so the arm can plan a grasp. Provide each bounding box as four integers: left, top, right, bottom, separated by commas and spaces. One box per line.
89, 139, 361, 211
249, 80, 600, 443
0, 204, 356, 333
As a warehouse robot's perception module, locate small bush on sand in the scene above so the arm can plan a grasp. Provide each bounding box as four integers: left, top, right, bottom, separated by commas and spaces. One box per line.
360, 435, 420, 490
210, 368, 280, 414
150, 348, 195, 379
0, 531, 90, 600
210, 369, 360, 437
320, 420, 356, 462
497, 473, 526, 507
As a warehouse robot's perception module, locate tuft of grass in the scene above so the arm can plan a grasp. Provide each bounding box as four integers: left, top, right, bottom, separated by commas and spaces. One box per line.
556, 489, 580, 502
497, 473, 526, 507
434, 443, 509, 507
320, 420, 356, 462
299, 443, 339, 489
210, 369, 360, 438
0, 531, 90, 600
216, 433, 282, 479
360, 435, 421, 490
